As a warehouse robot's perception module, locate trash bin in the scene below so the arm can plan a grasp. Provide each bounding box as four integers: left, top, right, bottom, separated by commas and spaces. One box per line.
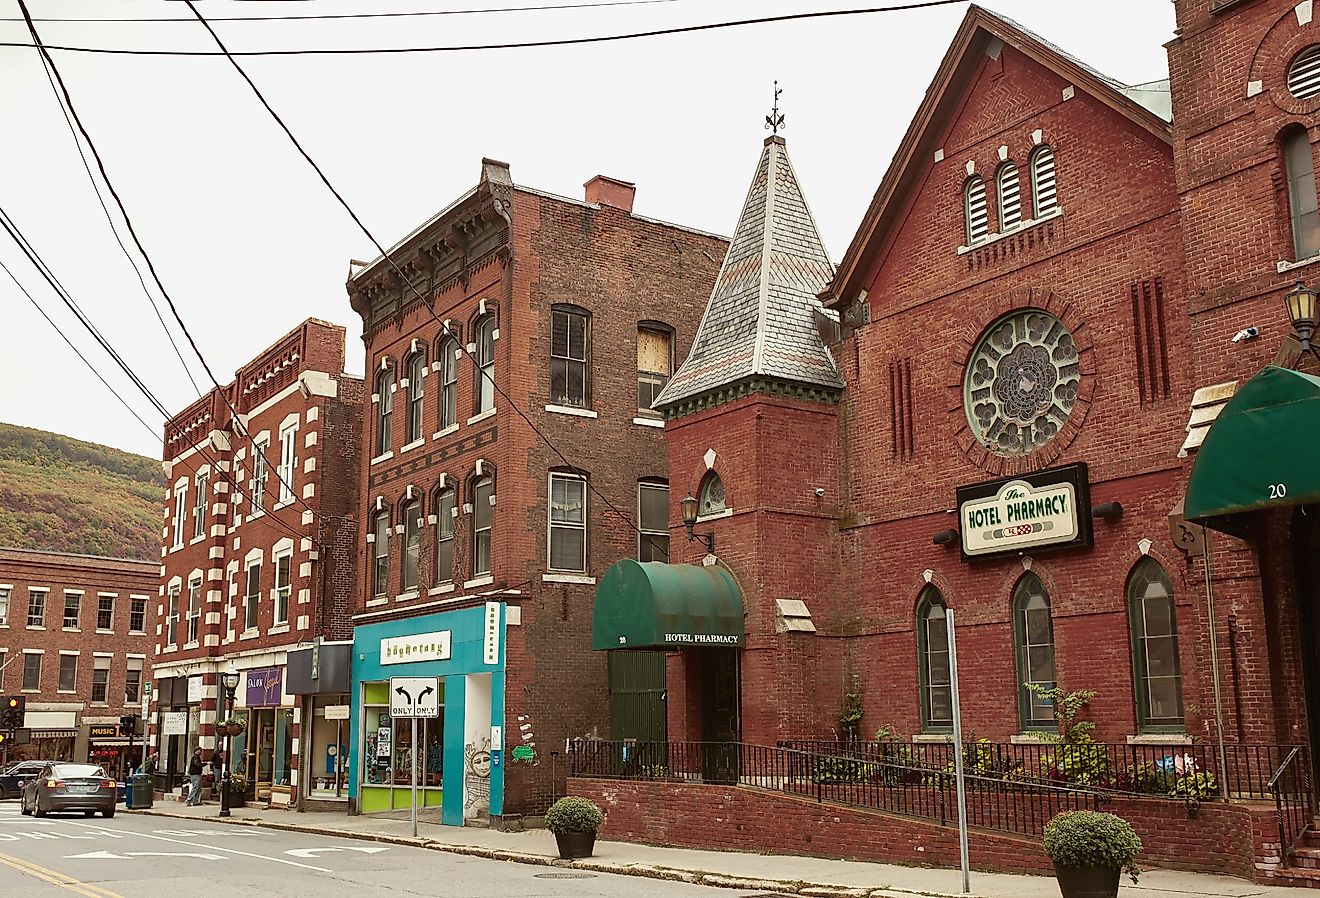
123, 779, 132, 808
130, 773, 154, 809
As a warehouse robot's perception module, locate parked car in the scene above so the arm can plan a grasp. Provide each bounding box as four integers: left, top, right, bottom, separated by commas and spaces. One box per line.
0, 760, 51, 799
20, 763, 116, 818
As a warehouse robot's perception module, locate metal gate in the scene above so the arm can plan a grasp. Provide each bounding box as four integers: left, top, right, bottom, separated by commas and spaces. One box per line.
608, 651, 667, 743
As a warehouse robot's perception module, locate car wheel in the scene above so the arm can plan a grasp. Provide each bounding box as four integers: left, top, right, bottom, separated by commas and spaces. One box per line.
19, 795, 31, 816
32, 798, 46, 818
102, 807, 115, 819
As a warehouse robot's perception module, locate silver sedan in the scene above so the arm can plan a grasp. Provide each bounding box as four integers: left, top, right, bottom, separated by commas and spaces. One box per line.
20, 762, 117, 818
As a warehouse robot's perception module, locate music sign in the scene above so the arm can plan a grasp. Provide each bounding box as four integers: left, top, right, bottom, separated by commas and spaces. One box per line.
957, 463, 1092, 560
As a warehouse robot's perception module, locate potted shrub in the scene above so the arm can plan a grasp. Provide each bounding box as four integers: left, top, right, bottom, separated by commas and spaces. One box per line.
226, 774, 248, 808
545, 796, 604, 859
1043, 811, 1142, 898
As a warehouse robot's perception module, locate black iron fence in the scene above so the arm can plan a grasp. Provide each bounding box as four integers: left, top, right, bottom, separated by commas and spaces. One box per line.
1268, 746, 1313, 865
570, 739, 1104, 838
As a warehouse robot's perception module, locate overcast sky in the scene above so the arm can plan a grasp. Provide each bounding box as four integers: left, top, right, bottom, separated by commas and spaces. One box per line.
0, 0, 1177, 458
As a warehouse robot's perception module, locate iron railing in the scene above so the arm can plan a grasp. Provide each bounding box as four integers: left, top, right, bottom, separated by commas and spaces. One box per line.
1268, 746, 1313, 865
570, 739, 1104, 838
779, 738, 1303, 802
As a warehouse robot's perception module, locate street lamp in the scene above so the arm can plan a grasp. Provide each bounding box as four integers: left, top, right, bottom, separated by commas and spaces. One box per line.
218, 670, 240, 818
1285, 279, 1319, 355
679, 494, 715, 554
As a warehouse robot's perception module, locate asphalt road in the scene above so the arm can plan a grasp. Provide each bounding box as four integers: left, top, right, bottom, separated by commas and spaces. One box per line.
0, 800, 768, 898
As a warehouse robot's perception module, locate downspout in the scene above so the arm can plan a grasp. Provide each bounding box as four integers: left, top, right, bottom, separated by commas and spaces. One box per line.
1203, 530, 1231, 796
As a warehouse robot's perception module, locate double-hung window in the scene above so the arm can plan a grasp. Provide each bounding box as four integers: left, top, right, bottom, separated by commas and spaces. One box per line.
244, 561, 261, 632
406, 352, 426, 443
1284, 128, 1320, 260
22, 653, 41, 691
637, 327, 672, 412
402, 499, 421, 592
638, 481, 669, 562
279, 423, 298, 504
474, 317, 496, 415
58, 654, 77, 693
372, 511, 390, 598
548, 472, 587, 572
252, 441, 269, 515
377, 368, 395, 453
97, 595, 114, 631
62, 591, 80, 629
550, 307, 590, 408
26, 589, 46, 627
193, 471, 208, 539
472, 477, 494, 576
172, 484, 187, 547
438, 339, 458, 431
91, 656, 110, 704
166, 585, 180, 646
435, 489, 455, 584
186, 577, 202, 644
129, 596, 147, 633
125, 658, 143, 704
0, 586, 9, 626
274, 552, 291, 626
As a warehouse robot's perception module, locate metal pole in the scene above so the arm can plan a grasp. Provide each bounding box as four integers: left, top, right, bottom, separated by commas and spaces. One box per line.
411, 715, 419, 837
1202, 530, 1231, 798
219, 686, 232, 818
946, 609, 971, 895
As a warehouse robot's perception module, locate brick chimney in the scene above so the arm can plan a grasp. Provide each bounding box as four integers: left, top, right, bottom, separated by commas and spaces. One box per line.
584, 175, 635, 213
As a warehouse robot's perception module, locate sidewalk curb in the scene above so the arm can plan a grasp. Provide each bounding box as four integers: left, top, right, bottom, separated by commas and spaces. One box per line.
126, 807, 974, 898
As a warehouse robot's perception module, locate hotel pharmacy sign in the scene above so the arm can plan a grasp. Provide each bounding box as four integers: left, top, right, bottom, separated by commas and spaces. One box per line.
957, 463, 1092, 560
381, 630, 452, 665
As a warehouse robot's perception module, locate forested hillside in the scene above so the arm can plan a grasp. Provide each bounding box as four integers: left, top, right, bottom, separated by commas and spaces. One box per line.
0, 423, 160, 560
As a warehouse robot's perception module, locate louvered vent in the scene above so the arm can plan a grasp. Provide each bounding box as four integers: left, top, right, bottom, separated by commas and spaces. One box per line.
1032, 146, 1057, 216
966, 177, 989, 244
998, 163, 1022, 230
1290, 46, 1320, 100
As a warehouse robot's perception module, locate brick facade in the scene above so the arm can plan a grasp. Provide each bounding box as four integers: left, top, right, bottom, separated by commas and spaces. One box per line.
0, 547, 156, 776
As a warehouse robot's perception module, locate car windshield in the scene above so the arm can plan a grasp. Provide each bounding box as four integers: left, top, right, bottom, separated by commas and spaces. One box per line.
52, 764, 105, 778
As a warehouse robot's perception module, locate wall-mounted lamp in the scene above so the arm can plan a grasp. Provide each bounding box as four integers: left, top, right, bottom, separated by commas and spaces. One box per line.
1092, 501, 1124, 522
932, 528, 959, 546
680, 494, 715, 554
1285, 279, 1319, 356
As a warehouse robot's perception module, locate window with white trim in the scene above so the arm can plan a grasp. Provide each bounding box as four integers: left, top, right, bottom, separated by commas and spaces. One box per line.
279, 423, 298, 504
186, 576, 202, 643
252, 440, 269, 515
637, 326, 672, 412
125, 658, 143, 704
274, 551, 291, 625
438, 338, 459, 431
1284, 127, 1320, 260
91, 656, 110, 704
63, 591, 80, 629
549, 472, 587, 572
193, 471, 208, 539
435, 488, 455, 585
244, 560, 261, 631
407, 351, 426, 443
997, 161, 1021, 231
58, 653, 77, 693
1031, 145, 1057, 218
172, 484, 187, 547
474, 316, 496, 414
638, 480, 669, 562
0, 586, 8, 626
550, 306, 590, 408
377, 367, 395, 453
26, 589, 45, 627
166, 584, 180, 646
372, 511, 390, 598
129, 596, 146, 633
22, 653, 41, 691
472, 476, 494, 576
97, 595, 114, 631
402, 498, 422, 592
965, 176, 988, 244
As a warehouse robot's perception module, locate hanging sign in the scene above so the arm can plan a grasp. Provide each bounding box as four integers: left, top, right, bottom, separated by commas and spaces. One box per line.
162, 711, 188, 736
957, 463, 1092, 560
245, 667, 284, 707
381, 631, 451, 665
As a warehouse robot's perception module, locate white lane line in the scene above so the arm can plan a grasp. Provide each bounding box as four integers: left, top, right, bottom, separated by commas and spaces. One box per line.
58, 820, 333, 873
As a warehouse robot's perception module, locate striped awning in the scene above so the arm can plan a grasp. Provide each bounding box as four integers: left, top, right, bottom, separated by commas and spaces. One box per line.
30, 730, 77, 738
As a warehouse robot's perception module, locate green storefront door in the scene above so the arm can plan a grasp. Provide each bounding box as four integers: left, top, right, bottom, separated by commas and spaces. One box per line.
608, 651, 667, 744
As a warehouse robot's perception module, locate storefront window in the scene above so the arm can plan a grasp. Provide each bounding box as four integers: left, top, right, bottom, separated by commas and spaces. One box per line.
360, 681, 444, 810
275, 708, 294, 787
307, 696, 350, 799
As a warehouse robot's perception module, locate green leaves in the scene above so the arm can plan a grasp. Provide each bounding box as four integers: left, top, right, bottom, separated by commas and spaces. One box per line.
1044, 811, 1143, 883
545, 796, 605, 834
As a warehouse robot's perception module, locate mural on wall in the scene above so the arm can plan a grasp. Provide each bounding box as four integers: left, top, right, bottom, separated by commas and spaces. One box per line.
464, 736, 491, 816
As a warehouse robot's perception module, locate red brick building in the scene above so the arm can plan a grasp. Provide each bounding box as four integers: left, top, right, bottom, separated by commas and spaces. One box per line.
344, 159, 725, 820
148, 319, 362, 809
0, 547, 156, 777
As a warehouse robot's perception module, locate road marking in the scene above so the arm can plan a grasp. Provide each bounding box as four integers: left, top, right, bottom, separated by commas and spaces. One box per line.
59, 819, 333, 873
0, 850, 127, 898
285, 846, 390, 858
65, 850, 225, 861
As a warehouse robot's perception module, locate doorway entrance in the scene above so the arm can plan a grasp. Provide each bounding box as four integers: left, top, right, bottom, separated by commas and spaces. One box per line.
698, 648, 740, 784
1293, 505, 1320, 781
608, 651, 667, 743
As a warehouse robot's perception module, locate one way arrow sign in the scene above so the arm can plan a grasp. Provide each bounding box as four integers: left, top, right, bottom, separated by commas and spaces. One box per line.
389, 676, 439, 718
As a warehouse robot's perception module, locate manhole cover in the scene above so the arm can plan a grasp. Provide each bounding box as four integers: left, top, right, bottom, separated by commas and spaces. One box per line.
533, 872, 598, 879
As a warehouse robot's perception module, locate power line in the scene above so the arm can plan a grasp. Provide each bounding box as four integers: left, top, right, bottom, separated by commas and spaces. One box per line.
18, 1, 326, 536
181, 0, 676, 555
0, 1, 972, 56
30, 38, 204, 396
1, 257, 162, 439
1, 0, 679, 23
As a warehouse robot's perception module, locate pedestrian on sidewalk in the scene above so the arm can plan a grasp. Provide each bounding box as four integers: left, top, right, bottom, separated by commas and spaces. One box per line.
186, 749, 204, 806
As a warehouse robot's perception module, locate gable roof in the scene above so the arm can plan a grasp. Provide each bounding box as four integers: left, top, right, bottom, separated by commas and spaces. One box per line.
821, 4, 1173, 308
654, 135, 844, 412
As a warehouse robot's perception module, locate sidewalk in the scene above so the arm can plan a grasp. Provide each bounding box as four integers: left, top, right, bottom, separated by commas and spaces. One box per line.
128, 799, 1305, 898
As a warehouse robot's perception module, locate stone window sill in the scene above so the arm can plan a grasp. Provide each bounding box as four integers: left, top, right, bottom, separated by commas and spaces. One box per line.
432, 424, 459, 441
632, 416, 665, 428
545, 404, 598, 419
1277, 252, 1320, 274
957, 207, 1062, 255
427, 584, 456, 596
911, 733, 953, 743
400, 438, 426, 455
467, 408, 496, 426
366, 597, 389, 608
394, 591, 420, 603
268, 624, 290, 635
1126, 733, 1192, 745
543, 572, 596, 585
463, 575, 494, 589
370, 451, 394, 466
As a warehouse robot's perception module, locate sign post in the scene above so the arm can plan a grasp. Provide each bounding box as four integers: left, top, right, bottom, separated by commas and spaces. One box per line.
946, 609, 970, 894
389, 676, 439, 837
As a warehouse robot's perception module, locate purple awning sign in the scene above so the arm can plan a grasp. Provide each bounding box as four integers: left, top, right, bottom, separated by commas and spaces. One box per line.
245, 666, 284, 708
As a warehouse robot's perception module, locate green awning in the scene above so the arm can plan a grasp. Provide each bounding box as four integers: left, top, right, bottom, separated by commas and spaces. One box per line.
1184, 365, 1320, 524
592, 560, 744, 651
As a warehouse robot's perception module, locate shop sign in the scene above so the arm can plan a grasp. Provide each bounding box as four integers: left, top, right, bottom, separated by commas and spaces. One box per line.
245, 667, 284, 708
323, 704, 350, 720
187, 675, 204, 704
483, 602, 500, 665
88, 724, 119, 739
957, 463, 1092, 560
381, 631, 451, 665
162, 711, 188, 736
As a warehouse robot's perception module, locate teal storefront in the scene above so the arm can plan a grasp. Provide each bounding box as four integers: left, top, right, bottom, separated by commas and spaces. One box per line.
349, 603, 506, 824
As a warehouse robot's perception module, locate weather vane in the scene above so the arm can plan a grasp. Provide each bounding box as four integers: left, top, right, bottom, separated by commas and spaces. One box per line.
765, 81, 785, 135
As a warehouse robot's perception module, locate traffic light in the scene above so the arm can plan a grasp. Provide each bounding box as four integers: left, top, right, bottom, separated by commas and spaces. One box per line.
2, 696, 25, 730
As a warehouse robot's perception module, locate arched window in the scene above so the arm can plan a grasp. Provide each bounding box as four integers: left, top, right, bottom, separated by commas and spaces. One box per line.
917, 587, 952, 732
434, 487, 455, 585
1031, 145, 1057, 218
401, 497, 422, 592
1283, 127, 1320, 260
438, 337, 459, 432
550, 305, 591, 408
965, 177, 989, 244
376, 367, 395, 455
997, 162, 1022, 231
371, 510, 390, 599
698, 471, 726, 517
1128, 558, 1185, 732
474, 316, 497, 415
405, 351, 426, 444
471, 475, 494, 576
1013, 573, 1056, 729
